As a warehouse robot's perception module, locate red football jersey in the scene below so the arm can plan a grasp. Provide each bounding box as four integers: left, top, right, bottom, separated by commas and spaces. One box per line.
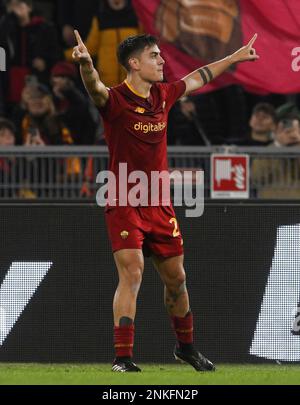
98, 79, 186, 206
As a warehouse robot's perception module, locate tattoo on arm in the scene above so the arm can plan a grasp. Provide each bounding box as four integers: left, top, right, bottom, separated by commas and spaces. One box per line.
198, 66, 214, 85
203, 66, 213, 82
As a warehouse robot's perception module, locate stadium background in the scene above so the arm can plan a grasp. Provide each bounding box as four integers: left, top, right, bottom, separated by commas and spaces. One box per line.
0, 0, 300, 370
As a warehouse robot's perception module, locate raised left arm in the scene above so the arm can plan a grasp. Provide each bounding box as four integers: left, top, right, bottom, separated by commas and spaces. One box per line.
182, 34, 259, 96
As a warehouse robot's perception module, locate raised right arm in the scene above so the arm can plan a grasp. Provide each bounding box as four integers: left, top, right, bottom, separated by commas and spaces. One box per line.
72, 30, 109, 108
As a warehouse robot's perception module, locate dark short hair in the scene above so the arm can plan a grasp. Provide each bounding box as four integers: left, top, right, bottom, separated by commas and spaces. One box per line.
117, 34, 159, 71
25, 83, 51, 99
278, 113, 300, 125
0, 118, 16, 135
252, 103, 276, 121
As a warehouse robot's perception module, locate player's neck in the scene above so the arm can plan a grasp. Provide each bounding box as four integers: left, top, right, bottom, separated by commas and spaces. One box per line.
125, 75, 152, 99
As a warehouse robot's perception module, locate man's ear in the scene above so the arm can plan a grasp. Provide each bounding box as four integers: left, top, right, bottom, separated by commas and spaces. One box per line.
128, 57, 140, 71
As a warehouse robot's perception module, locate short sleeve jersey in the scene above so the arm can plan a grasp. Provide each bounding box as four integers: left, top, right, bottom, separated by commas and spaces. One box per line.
98, 79, 186, 205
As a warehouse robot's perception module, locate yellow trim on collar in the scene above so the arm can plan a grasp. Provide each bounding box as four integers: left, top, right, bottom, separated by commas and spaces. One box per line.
124, 80, 147, 99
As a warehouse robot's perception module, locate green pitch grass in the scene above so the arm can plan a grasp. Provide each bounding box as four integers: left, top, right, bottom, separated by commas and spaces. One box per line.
0, 364, 300, 385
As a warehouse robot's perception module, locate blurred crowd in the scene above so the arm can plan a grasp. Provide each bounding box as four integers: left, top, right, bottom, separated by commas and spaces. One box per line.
0, 0, 299, 149
1, 0, 300, 200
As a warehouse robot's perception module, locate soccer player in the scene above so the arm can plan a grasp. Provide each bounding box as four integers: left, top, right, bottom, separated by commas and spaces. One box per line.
73, 30, 259, 372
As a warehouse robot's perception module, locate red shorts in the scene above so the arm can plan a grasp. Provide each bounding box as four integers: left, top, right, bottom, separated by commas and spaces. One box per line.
105, 205, 184, 258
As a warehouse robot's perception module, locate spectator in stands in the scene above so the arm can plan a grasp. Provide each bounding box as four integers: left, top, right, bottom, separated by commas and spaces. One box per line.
0, 117, 16, 146
273, 114, 300, 147
0, 0, 62, 106
233, 102, 276, 146
9, 75, 40, 144
20, 83, 73, 146
252, 113, 300, 198
276, 102, 300, 124
50, 61, 100, 145
20, 83, 81, 192
64, 0, 140, 87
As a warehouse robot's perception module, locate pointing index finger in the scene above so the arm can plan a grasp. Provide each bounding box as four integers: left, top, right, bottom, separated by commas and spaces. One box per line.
74, 29, 84, 46
248, 33, 258, 47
